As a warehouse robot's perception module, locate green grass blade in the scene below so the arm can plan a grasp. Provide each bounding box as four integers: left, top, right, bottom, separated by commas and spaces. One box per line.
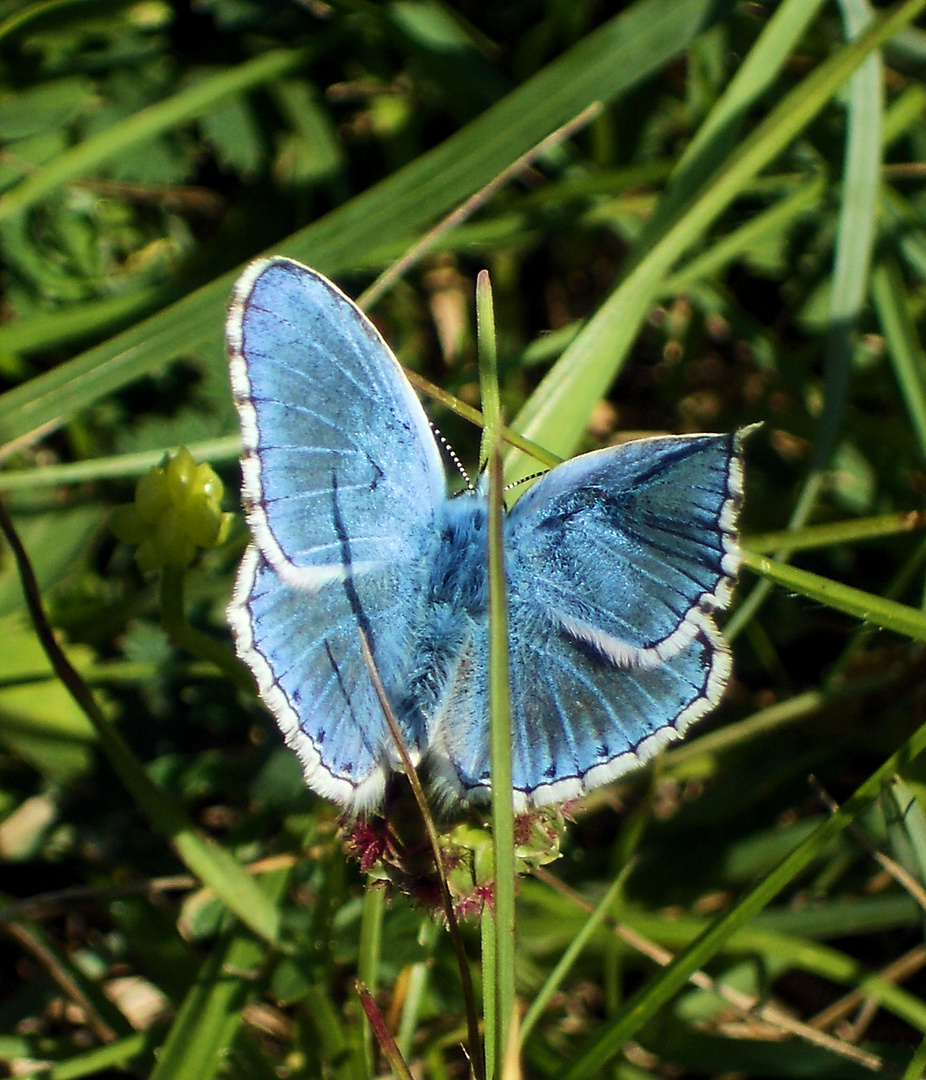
882, 775, 926, 897
807, 0, 883, 473
901, 1035, 926, 1080
623, 911, 926, 1032
727, 0, 888, 639
357, 888, 384, 1077
0, 284, 168, 355
741, 548, 926, 642
477, 272, 502, 473
0, 0, 104, 43
150, 870, 290, 1080
642, 0, 829, 247
481, 272, 516, 1080
661, 174, 826, 295
871, 253, 926, 457
520, 868, 627, 1045
745, 511, 926, 553
0, 436, 242, 490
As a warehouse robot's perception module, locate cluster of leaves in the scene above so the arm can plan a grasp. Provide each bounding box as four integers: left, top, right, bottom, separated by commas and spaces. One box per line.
2, 0, 926, 1078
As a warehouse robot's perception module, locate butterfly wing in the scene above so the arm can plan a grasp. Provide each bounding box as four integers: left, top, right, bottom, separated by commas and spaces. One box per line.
226, 258, 444, 810
427, 432, 745, 808
227, 257, 444, 587
508, 433, 743, 664
231, 546, 429, 810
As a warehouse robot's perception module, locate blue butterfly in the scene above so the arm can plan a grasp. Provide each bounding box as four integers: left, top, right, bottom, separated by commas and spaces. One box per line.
227, 257, 746, 813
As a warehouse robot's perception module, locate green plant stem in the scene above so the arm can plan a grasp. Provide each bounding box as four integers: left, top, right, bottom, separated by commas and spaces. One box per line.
358, 631, 484, 1080
745, 511, 926, 553
476, 271, 502, 473
159, 565, 254, 693
520, 865, 629, 1044
358, 888, 385, 1076
901, 1033, 926, 1080
740, 548, 926, 643
356, 982, 415, 1080
487, 446, 516, 1080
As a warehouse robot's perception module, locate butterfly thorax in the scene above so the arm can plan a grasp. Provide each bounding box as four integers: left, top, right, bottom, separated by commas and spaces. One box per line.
426, 496, 490, 615
394, 496, 491, 730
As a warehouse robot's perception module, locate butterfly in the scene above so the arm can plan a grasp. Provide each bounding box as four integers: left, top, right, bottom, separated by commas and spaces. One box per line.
226, 257, 747, 814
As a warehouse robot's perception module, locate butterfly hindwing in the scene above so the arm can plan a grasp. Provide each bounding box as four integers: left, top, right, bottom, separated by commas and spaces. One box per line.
427, 434, 745, 809
231, 543, 431, 810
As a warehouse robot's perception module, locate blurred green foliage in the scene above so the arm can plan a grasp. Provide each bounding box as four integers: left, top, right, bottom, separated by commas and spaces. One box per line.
2, 0, 926, 1077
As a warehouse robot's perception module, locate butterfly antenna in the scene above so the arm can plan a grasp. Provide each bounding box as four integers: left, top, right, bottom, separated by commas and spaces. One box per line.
431, 422, 475, 493
503, 469, 548, 494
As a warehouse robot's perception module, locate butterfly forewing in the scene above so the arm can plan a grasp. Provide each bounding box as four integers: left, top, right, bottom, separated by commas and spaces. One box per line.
505, 434, 743, 665
228, 258, 445, 588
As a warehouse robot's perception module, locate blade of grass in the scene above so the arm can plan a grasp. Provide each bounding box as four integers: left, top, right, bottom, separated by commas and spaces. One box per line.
0, 284, 169, 355
660, 173, 826, 296
396, 921, 441, 1060
22, 1032, 153, 1079
801, 0, 884, 477
728, 0, 885, 638
740, 547, 926, 643
477, 271, 503, 472
621, 909, 926, 1034
0, 48, 312, 226
520, 866, 628, 1045
882, 776, 926, 901
1, 910, 130, 1042
150, 868, 291, 1080
0, 436, 243, 489
640, 0, 829, 249
871, 253, 926, 457
479, 272, 516, 1080
358, 889, 385, 1078
0, 0, 106, 42
901, 1034, 926, 1080
745, 511, 926, 553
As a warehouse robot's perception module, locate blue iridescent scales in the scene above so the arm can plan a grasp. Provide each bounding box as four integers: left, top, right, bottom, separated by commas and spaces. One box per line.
226, 257, 747, 814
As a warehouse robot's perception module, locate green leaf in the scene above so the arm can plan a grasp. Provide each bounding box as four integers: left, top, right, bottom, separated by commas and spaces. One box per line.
0, 76, 95, 140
